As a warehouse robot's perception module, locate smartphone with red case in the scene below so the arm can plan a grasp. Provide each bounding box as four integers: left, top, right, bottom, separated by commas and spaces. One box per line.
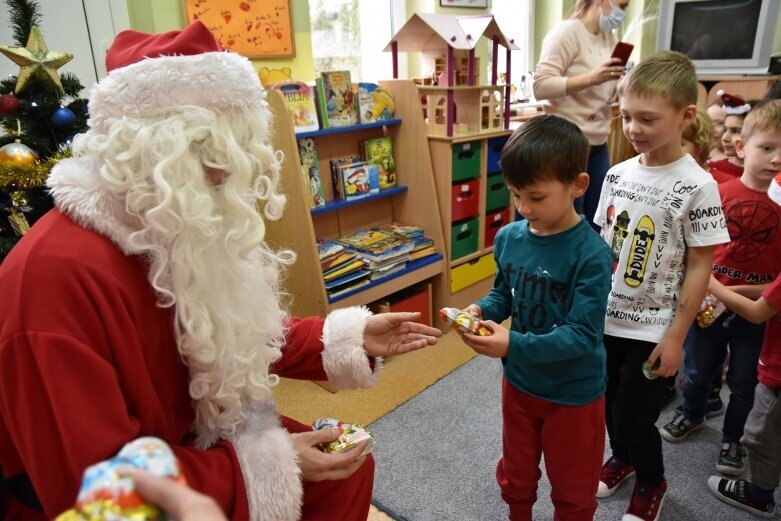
611, 41, 635, 66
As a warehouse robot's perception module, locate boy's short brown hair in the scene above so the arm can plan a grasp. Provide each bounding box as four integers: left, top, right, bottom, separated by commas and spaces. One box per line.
618, 50, 698, 109
682, 108, 714, 165
741, 99, 781, 140
500, 115, 589, 188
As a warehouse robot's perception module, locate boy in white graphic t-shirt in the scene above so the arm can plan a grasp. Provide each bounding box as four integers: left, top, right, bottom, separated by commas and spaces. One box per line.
593, 51, 730, 521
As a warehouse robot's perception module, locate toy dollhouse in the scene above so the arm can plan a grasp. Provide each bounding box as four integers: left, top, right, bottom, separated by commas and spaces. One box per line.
383, 12, 519, 137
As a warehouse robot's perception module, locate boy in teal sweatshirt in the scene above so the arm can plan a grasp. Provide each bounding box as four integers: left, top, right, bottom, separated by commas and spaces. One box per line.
459, 115, 612, 521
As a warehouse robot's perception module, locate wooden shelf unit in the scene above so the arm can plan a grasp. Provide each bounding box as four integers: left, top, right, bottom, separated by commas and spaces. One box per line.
384, 77, 515, 327
263, 86, 447, 320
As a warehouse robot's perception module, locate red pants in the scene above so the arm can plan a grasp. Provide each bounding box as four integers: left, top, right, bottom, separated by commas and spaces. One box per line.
496, 379, 605, 521
281, 417, 374, 521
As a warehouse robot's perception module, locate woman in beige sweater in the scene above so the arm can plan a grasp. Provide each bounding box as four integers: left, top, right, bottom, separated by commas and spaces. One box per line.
533, 0, 629, 226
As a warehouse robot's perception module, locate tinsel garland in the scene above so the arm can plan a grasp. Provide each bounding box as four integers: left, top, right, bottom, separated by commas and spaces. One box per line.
0, 150, 69, 189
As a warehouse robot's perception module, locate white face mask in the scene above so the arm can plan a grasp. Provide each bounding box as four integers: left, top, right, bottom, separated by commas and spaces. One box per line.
599, 1, 626, 32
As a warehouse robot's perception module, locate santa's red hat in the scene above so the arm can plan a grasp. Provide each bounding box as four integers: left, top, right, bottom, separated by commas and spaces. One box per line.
717, 90, 751, 116
88, 21, 267, 134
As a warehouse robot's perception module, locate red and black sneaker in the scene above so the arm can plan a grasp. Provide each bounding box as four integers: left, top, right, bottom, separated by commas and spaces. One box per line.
708, 477, 776, 518
622, 480, 667, 521
596, 456, 636, 498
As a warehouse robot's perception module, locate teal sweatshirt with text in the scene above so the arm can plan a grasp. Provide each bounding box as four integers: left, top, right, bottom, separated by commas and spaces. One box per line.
475, 217, 612, 405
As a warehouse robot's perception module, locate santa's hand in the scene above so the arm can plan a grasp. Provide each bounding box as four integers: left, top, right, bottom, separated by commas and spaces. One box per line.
363, 312, 442, 357
290, 428, 369, 482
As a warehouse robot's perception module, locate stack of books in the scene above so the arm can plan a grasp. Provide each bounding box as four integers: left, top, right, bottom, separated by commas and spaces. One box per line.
373, 222, 438, 261
336, 229, 413, 282
318, 239, 370, 298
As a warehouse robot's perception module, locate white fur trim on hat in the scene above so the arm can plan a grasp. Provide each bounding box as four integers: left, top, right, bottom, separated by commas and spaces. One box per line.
769, 175, 781, 206
88, 52, 266, 134
321, 306, 382, 389
230, 400, 302, 521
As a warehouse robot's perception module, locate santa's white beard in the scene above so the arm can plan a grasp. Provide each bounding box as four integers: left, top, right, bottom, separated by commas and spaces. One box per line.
133, 173, 293, 447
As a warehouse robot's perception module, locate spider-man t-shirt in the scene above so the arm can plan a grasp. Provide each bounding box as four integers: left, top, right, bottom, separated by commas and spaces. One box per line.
712, 178, 781, 286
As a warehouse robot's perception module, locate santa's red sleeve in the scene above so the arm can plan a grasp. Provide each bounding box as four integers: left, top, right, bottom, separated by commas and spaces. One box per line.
272, 306, 382, 389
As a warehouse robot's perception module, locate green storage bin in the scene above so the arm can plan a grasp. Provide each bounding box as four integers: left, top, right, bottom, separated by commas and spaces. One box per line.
451, 218, 479, 260
451, 141, 481, 182
485, 173, 510, 212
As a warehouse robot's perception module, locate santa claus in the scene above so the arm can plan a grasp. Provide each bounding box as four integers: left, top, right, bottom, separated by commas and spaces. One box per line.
0, 21, 441, 521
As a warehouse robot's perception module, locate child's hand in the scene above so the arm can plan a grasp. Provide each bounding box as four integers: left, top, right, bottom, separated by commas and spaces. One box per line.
647, 337, 683, 378
463, 304, 483, 319
459, 320, 509, 358
708, 274, 723, 293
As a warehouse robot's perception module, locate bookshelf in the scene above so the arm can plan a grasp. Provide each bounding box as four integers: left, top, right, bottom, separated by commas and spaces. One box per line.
263, 87, 447, 320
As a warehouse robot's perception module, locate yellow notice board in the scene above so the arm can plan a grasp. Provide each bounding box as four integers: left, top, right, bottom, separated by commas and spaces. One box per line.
183, 0, 295, 58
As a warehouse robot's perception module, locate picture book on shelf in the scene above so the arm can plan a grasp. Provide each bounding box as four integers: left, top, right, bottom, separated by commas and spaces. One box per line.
357, 83, 395, 124
321, 71, 358, 127
271, 81, 319, 133
373, 222, 423, 239
314, 77, 329, 129
316, 238, 344, 262
324, 269, 371, 295
329, 154, 362, 199
296, 138, 326, 208
338, 162, 380, 201
363, 136, 397, 190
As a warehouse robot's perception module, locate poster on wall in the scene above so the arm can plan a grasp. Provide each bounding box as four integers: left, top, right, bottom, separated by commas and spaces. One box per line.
182, 0, 295, 58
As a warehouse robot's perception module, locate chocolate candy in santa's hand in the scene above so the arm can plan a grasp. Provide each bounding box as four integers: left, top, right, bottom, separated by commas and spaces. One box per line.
55, 437, 185, 521
696, 291, 726, 328
439, 307, 492, 336
313, 417, 374, 457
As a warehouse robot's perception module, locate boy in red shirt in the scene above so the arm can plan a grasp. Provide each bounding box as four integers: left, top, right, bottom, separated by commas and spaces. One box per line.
707, 91, 751, 182
707, 118, 781, 517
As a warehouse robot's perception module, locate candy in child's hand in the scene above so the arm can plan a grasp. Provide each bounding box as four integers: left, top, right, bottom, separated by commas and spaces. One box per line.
313, 417, 374, 458
55, 437, 184, 521
696, 291, 726, 328
642, 359, 661, 380
439, 307, 492, 336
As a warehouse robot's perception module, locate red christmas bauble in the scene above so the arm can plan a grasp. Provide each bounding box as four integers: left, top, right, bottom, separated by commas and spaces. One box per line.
0, 94, 20, 114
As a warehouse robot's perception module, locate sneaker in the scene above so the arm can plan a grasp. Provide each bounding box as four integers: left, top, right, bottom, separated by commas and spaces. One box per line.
622, 480, 668, 521
674, 396, 724, 419
717, 442, 747, 476
708, 477, 775, 518
596, 456, 636, 498
659, 414, 705, 442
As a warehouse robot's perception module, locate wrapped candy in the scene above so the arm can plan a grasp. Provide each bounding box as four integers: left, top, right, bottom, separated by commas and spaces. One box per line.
697, 291, 726, 328
313, 417, 374, 457
56, 437, 185, 521
439, 307, 492, 336
642, 359, 660, 380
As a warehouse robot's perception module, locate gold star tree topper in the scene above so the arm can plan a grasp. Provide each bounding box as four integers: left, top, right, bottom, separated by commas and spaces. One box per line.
0, 25, 73, 94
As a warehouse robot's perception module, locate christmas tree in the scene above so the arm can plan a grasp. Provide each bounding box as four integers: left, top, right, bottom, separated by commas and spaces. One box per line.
0, 0, 88, 261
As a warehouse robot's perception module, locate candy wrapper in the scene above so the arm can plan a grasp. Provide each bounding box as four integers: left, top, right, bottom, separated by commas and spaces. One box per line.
439, 307, 492, 336
55, 437, 185, 521
642, 359, 661, 380
697, 291, 726, 328
313, 417, 374, 458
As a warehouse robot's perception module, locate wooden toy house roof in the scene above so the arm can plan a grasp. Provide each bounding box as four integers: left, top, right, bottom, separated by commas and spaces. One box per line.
383, 12, 519, 53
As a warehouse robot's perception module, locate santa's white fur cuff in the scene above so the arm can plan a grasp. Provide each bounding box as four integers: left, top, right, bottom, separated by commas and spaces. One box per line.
321, 306, 382, 389
231, 400, 302, 521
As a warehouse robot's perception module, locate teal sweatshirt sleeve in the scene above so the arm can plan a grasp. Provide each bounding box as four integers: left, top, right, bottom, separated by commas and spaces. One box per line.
506, 247, 612, 365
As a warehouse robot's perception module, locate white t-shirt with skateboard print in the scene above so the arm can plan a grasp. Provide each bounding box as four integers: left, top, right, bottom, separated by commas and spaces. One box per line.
594, 154, 730, 343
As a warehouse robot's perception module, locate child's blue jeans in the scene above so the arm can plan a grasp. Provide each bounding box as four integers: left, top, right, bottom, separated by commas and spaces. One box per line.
681, 312, 765, 443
